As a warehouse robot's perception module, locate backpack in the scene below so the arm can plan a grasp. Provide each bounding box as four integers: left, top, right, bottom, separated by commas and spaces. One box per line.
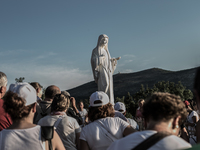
33, 102, 51, 124
41, 126, 54, 150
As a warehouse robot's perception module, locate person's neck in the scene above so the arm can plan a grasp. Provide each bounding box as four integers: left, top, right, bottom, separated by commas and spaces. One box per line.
44, 98, 53, 102
147, 120, 173, 134
80, 108, 83, 111
8, 117, 35, 129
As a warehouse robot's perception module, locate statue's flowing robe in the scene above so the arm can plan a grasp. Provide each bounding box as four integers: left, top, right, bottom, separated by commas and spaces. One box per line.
91, 34, 115, 105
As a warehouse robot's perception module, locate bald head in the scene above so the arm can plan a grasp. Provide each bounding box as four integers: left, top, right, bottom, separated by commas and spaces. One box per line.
45, 85, 61, 100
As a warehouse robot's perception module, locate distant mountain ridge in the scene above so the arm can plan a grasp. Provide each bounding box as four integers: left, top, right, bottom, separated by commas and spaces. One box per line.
67, 67, 197, 101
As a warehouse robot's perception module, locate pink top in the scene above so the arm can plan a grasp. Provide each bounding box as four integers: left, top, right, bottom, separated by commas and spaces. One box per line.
136, 108, 143, 118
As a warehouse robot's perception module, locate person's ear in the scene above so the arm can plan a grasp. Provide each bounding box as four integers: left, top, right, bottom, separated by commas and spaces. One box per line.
0, 87, 3, 93
172, 116, 181, 129
32, 102, 37, 113
36, 88, 39, 93
124, 111, 126, 116
0, 86, 6, 95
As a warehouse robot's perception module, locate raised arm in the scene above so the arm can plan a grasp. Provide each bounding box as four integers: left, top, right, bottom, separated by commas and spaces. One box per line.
80, 139, 90, 150
123, 125, 136, 137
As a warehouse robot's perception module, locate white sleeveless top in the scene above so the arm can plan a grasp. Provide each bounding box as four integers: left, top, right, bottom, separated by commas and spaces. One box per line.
0, 125, 45, 150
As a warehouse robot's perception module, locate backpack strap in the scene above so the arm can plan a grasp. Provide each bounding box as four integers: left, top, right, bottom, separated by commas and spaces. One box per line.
53, 115, 66, 130
41, 126, 54, 150
96, 120, 117, 142
132, 132, 171, 150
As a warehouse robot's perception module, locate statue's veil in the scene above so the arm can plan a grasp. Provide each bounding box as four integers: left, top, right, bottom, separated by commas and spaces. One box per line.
96, 34, 109, 52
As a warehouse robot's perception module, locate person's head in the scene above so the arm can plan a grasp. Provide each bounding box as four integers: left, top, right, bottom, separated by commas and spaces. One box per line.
79, 101, 84, 110
0, 72, 7, 98
194, 67, 200, 110
61, 91, 70, 97
183, 100, 193, 112
114, 102, 126, 116
138, 99, 145, 108
30, 82, 43, 98
45, 85, 61, 100
88, 91, 115, 122
3, 82, 37, 122
143, 92, 187, 135
51, 93, 70, 113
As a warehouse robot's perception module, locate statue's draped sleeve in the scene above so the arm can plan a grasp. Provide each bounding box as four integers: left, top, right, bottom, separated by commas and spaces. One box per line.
91, 48, 99, 83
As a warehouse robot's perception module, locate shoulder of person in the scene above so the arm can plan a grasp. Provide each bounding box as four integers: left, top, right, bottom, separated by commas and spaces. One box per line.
192, 111, 198, 115
65, 115, 77, 122
37, 115, 52, 124
159, 135, 192, 148
185, 143, 200, 150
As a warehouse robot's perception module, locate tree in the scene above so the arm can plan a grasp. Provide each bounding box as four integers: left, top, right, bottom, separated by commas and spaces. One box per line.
122, 81, 193, 118
15, 77, 25, 83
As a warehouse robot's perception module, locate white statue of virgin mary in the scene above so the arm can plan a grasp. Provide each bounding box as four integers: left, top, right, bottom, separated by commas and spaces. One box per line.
91, 34, 121, 105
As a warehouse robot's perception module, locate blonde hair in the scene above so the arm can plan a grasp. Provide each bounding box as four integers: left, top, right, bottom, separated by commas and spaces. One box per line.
51, 94, 70, 112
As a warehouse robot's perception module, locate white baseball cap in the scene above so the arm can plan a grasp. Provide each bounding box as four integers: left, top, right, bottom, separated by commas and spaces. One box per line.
114, 102, 126, 113
90, 91, 109, 107
9, 82, 37, 106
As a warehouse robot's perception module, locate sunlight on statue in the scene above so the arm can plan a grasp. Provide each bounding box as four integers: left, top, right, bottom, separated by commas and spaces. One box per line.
91, 34, 121, 105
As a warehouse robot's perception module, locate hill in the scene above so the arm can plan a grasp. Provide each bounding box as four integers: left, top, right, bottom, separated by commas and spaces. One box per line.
67, 67, 197, 101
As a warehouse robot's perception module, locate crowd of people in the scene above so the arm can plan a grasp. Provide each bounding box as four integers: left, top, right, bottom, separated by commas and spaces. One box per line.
0, 67, 200, 150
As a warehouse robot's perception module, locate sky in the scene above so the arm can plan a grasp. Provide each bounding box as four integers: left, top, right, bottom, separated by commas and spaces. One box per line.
0, 1, 200, 91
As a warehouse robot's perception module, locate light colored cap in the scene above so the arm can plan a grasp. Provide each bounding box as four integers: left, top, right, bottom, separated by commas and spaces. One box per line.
9, 82, 37, 106
90, 91, 109, 107
114, 102, 126, 113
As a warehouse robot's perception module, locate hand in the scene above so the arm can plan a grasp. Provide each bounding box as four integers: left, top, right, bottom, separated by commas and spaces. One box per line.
116, 57, 121, 60
70, 97, 76, 108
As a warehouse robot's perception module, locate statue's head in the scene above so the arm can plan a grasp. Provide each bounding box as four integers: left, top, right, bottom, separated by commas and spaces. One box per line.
97, 34, 109, 47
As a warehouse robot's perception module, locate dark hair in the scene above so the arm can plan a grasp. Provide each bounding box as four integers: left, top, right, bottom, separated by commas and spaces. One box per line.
88, 103, 115, 122
143, 92, 187, 126
30, 82, 42, 91
3, 91, 34, 121
194, 67, 200, 97
51, 94, 70, 112
45, 85, 60, 99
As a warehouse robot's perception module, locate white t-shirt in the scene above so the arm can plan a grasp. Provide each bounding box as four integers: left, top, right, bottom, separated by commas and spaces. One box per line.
79, 108, 87, 124
80, 117, 129, 150
187, 111, 199, 145
127, 118, 138, 130
114, 110, 127, 122
38, 115, 81, 150
107, 130, 191, 150
0, 125, 45, 150
187, 111, 199, 123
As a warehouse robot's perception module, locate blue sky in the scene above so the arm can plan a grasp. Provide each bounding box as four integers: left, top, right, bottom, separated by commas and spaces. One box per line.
1, 1, 200, 91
